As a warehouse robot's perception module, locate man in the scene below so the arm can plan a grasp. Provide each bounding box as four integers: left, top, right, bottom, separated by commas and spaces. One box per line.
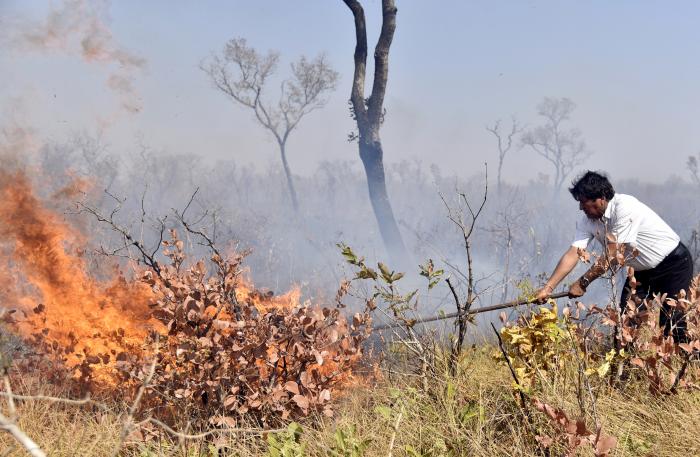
535, 171, 694, 341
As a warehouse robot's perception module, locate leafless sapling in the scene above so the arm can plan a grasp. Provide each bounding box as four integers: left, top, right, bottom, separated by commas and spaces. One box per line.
439, 166, 488, 374
486, 117, 524, 193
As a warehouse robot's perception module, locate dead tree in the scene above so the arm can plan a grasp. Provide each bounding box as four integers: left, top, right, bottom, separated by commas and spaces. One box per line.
203, 38, 338, 212
439, 166, 488, 375
486, 117, 523, 193
521, 97, 589, 194
342, 0, 409, 268
688, 153, 700, 187
485, 198, 528, 304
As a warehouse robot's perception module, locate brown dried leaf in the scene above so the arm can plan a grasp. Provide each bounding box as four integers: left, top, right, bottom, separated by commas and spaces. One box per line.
292, 394, 309, 411
284, 381, 300, 395
595, 434, 617, 456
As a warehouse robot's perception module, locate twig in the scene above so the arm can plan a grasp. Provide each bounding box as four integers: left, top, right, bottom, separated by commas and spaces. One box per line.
142, 417, 283, 440
3, 376, 16, 420
565, 324, 599, 427
491, 322, 528, 413
0, 412, 46, 457
445, 277, 461, 311
110, 355, 157, 457
670, 358, 690, 393
386, 405, 404, 457
77, 200, 167, 280
0, 392, 107, 410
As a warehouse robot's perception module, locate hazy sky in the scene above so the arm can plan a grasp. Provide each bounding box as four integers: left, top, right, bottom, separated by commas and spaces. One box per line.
2, 0, 699, 185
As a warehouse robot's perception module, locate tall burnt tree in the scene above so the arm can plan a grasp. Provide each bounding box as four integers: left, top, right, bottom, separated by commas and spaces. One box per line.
343, 0, 409, 267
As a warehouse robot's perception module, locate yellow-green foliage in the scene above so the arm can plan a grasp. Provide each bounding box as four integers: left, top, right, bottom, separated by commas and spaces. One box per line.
498, 303, 573, 388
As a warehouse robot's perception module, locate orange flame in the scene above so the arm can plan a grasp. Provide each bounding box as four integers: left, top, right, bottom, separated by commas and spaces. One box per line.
0, 170, 156, 383
0, 169, 369, 394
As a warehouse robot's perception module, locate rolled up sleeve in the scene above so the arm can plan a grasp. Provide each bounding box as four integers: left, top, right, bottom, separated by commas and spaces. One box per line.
572, 218, 593, 249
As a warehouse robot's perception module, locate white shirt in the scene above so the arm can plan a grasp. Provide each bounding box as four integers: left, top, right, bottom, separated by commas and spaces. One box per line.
572, 193, 680, 271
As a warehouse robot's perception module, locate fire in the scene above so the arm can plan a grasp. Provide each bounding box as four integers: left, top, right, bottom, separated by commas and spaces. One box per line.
0, 169, 156, 384
0, 167, 370, 421
237, 282, 301, 313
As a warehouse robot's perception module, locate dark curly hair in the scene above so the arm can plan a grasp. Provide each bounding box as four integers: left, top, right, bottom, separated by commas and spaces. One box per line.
569, 171, 615, 201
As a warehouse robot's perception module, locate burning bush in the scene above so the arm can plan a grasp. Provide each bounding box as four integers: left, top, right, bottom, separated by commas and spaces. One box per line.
0, 170, 373, 429
120, 230, 372, 427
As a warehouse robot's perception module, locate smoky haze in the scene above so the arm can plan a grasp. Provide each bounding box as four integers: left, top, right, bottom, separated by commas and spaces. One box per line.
1, 1, 699, 331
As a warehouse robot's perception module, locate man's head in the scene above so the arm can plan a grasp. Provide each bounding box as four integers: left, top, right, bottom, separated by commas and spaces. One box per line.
569, 171, 615, 220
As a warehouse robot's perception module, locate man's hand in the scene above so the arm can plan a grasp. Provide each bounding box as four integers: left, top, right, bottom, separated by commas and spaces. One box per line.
568, 280, 586, 299
535, 285, 554, 303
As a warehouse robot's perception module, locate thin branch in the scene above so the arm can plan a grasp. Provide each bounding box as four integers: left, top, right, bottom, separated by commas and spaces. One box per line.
491, 323, 529, 413
0, 412, 46, 457
0, 392, 107, 410
181, 188, 199, 221
78, 198, 166, 281
386, 404, 404, 457
142, 417, 283, 440
0, 378, 45, 457
445, 277, 461, 311
110, 354, 157, 457
3, 377, 16, 420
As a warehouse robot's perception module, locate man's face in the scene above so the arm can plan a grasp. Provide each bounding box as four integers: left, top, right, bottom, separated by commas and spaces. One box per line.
578, 197, 607, 220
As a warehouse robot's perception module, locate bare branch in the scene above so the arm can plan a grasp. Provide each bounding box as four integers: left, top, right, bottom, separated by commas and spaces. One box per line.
0, 413, 46, 457
367, 0, 397, 127
3, 377, 16, 420
487, 117, 524, 190
0, 391, 106, 410
343, 0, 369, 128
142, 417, 283, 440
77, 199, 166, 280
110, 354, 157, 457
0, 379, 46, 457
491, 323, 529, 414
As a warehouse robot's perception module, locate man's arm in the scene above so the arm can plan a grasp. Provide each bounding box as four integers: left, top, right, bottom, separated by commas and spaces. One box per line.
568, 241, 622, 297
535, 246, 580, 302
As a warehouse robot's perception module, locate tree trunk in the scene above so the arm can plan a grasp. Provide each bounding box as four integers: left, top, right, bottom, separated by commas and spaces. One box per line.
497, 156, 504, 194
278, 141, 299, 212
359, 139, 409, 267
343, 0, 409, 268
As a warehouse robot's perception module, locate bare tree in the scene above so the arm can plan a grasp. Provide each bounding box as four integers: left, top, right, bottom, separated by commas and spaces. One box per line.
688, 152, 700, 187
485, 198, 527, 304
343, 0, 409, 268
203, 38, 338, 212
688, 153, 700, 273
521, 97, 589, 194
486, 117, 523, 193
438, 167, 488, 375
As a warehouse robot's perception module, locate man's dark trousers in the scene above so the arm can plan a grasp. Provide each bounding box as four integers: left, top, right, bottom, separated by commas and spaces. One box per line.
620, 242, 694, 342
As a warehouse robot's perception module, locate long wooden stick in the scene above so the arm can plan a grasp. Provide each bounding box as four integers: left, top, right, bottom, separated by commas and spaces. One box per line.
373, 291, 569, 331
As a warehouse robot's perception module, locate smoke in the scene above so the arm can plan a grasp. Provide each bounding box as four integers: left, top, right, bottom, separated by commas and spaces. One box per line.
0, 125, 39, 167
7, 0, 145, 116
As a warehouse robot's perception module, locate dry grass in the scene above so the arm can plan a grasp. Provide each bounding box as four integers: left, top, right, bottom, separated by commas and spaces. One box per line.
2, 347, 700, 456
